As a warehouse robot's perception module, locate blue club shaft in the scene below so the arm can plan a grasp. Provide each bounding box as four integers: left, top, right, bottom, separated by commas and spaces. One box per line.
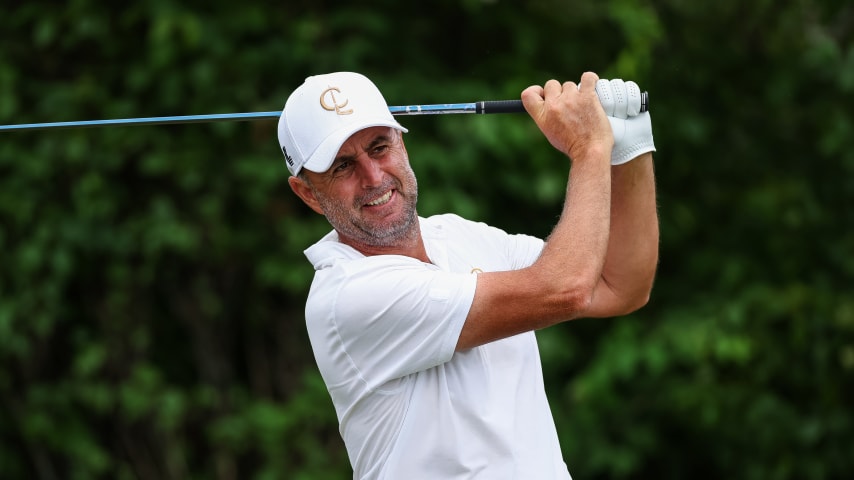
0, 102, 518, 132
0, 92, 648, 132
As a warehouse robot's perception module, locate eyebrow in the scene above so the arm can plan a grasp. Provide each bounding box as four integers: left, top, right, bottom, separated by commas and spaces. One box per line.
332, 133, 393, 166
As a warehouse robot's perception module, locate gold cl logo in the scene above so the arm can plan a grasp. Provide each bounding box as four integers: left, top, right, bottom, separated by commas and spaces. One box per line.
320, 87, 354, 115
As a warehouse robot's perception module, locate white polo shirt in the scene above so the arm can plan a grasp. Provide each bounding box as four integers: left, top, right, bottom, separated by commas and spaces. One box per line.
303, 213, 572, 480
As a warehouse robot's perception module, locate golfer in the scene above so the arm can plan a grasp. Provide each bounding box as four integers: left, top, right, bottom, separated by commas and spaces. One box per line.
278, 71, 658, 479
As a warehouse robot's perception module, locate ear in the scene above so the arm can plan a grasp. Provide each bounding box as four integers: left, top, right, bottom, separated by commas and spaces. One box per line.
288, 176, 325, 215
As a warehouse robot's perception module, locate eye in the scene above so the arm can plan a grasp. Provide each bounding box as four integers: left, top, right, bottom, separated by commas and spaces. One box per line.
333, 160, 351, 172
329, 160, 353, 177
371, 144, 389, 157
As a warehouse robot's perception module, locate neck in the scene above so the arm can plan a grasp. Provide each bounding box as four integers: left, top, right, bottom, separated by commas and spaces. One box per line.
339, 222, 431, 263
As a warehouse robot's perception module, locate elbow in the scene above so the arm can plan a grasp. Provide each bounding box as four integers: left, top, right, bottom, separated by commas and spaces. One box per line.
610, 258, 658, 315
557, 281, 598, 320
625, 288, 652, 313
593, 269, 656, 318
621, 276, 656, 314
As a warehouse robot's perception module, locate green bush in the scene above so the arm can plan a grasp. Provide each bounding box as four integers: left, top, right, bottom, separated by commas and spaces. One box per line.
1, 1, 851, 478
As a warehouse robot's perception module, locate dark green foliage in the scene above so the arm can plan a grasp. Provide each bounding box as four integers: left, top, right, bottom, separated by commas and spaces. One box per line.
1, 0, 852, 478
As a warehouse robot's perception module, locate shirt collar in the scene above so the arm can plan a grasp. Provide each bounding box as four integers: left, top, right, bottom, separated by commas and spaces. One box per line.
303, 216, 448, 271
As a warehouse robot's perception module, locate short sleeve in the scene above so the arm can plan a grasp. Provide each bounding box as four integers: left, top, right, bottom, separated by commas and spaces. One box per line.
308, 256, 477, 391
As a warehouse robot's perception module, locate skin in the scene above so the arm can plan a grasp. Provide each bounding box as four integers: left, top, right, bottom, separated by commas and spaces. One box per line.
289, 127, 429, 261
289, 71, 659, 352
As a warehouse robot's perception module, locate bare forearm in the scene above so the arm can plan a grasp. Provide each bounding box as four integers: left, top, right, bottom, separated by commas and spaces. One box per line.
540, 150, 613, 303
591, 152, 659, 315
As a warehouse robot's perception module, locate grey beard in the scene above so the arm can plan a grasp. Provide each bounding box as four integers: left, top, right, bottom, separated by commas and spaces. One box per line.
316, 187, 420, 249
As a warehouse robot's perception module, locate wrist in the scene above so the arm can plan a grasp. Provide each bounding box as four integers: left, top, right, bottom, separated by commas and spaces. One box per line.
608, 111, 656, 165
570, 141, 612, 164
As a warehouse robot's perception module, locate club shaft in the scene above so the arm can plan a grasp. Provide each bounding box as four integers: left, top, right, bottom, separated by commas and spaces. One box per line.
0, 93, 648, 132
0, 103, 508, 132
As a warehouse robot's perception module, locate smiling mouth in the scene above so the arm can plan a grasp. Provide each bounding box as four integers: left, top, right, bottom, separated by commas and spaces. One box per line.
366, 190, 393, 207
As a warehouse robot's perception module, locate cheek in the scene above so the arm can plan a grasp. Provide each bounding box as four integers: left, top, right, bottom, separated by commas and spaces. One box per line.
314, 182, 357, 209
399, 161, 417, 187
389, 149, 414, 176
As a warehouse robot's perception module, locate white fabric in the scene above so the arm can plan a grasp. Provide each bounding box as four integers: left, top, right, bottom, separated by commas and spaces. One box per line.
595, 78, 656, 165
303, 214, 572, 480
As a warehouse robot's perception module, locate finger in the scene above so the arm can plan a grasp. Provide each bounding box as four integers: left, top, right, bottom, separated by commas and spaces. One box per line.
578, 71, 600, 92
610, 79, 628, 119
521, 85, 545, 114
625, 81, 642, 117
543, 79, 563, 100
595, 79, 616, 116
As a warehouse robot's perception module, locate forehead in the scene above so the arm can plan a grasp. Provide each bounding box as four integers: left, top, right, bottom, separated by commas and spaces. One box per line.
338, 126, 396, 153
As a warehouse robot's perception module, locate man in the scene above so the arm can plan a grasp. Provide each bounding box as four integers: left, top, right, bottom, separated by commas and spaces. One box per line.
278, 71, 658, 479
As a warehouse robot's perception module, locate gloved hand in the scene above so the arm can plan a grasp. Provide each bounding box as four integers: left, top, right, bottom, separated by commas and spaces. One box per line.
595, 79, 656, 165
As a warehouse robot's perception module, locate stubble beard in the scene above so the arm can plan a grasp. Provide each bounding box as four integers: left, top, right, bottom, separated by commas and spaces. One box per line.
315, 168, 420, 249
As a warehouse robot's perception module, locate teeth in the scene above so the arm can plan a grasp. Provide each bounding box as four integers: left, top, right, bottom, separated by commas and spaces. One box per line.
367, 190, 392, 206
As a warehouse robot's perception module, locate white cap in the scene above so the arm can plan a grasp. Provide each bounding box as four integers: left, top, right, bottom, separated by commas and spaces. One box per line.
277, 72, 408, 176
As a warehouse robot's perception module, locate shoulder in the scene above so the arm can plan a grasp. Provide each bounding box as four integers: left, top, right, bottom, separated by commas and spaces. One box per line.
307, 254, 462, 311
304, 253, 476, 374
308, 253, 429, 298
423, 213, 544, 249
422, 213, 509, 238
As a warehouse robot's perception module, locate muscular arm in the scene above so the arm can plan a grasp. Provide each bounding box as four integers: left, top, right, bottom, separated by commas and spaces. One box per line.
588, 153, 658, 317
455, 74, 658, 351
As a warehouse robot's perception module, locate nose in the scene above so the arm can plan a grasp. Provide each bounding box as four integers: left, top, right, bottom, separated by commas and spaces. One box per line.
356, 155, 384, 188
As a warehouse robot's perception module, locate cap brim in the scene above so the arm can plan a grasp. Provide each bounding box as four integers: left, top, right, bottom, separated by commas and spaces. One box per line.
302, 119, 408, 174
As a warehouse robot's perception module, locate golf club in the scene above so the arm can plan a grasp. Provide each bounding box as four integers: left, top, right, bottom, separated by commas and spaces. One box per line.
0, 93, 648, 132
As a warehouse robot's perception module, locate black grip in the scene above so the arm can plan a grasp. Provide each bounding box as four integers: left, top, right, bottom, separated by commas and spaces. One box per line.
477, 100, 526, 114
477, 92, 649, 115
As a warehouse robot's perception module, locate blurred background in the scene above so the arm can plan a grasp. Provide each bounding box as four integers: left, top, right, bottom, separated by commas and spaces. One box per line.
1, 0, 852, 478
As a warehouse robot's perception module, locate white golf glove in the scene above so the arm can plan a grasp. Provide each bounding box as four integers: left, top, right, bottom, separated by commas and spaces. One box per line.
595, 79, 656, 165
